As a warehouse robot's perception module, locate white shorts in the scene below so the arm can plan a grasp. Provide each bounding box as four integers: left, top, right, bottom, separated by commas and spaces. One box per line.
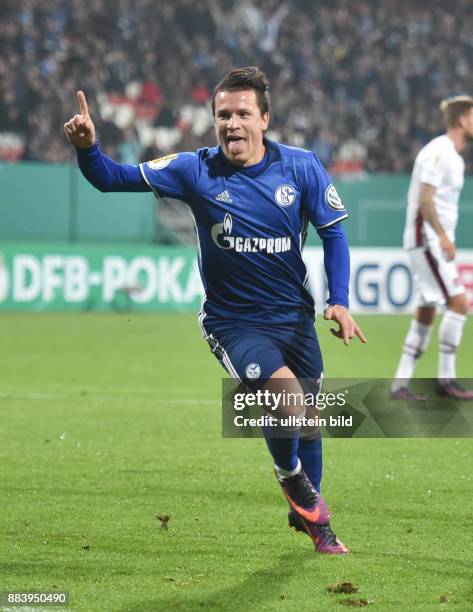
408, 244, 465, 307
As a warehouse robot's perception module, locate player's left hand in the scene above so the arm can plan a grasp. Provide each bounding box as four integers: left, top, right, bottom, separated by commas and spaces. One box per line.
324, 304, 367, 346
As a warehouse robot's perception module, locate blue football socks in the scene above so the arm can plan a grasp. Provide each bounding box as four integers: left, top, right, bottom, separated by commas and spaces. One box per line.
262, 426, 300, 472
297, 434, 323, 492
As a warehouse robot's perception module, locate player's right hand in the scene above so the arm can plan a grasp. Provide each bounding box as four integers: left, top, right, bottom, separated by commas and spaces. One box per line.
440, 233, 456, 261
64, 91, 96, 149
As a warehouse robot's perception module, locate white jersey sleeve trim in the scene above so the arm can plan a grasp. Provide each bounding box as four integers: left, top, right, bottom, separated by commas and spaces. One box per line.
139, 163, 161, 198
316, 214, 348, 229
418, 170, 443, 189
418, 152, 445, 188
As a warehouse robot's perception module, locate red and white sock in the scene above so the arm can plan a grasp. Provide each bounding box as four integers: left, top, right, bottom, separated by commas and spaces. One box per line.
392, 320, 433, 391
438, 310, 466, 380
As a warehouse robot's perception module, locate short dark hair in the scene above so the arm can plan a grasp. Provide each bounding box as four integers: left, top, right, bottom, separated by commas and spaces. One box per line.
211, 67, 270, 117
440, 95, 473, 128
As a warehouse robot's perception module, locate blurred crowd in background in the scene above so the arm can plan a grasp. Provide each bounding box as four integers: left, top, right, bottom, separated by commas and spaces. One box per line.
1, 0, 472, 173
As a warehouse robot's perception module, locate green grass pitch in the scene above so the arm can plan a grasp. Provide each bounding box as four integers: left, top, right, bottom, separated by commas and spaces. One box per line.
1, 313, 472, 611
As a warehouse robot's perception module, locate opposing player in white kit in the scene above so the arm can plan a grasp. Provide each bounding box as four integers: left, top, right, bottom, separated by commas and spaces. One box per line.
391, 96, 473, 400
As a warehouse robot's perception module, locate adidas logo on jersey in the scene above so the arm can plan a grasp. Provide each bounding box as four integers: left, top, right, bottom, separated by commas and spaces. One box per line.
215, 190, 232, 203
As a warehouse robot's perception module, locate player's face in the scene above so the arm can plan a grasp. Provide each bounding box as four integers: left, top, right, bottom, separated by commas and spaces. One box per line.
460, 108, 473, 140
214, 89, 269, 166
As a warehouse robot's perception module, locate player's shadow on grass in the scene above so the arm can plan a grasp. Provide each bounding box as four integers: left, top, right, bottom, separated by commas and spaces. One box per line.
119, 550, 313, 612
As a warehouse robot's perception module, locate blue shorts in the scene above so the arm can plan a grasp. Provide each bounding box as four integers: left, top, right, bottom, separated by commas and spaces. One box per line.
201, 317, 323, 390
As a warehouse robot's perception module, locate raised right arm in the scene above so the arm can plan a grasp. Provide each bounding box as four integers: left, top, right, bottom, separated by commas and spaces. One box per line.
64, 91, 149, 193
76, 144, 149, 193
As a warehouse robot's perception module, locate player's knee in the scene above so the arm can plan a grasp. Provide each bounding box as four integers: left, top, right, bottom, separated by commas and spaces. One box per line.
264, 369, 306, 420
416, 306, 436, 326
274, 395, 306, 420
447, 294, 469, 316
299, 424, 320, 441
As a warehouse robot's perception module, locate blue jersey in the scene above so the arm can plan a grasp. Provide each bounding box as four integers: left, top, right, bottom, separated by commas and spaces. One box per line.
139, 140, 347, 326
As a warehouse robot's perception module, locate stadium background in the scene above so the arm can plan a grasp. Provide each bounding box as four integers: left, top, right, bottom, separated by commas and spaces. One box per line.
1, 0, 473, 314
1, 1, 473, 611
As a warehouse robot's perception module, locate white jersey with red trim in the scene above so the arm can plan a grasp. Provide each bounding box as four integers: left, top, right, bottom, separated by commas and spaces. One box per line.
403, 135, 465, 249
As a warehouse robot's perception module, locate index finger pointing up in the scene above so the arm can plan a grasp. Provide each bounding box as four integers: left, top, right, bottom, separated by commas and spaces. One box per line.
77, 90, 89, 116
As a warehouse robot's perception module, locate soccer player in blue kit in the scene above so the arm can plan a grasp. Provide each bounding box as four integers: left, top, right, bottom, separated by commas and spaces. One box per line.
65, 67, 366, 555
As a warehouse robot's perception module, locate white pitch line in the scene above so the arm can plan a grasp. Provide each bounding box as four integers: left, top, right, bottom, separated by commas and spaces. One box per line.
0, 391, 218, 405
0, 392, 66, 401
